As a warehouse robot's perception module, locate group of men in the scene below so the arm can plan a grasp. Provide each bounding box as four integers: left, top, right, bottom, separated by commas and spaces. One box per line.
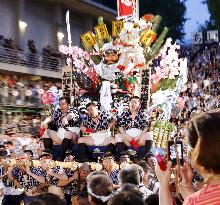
0, 146, 93, 205
0, 144, 159, 205
42, 96, 153, 162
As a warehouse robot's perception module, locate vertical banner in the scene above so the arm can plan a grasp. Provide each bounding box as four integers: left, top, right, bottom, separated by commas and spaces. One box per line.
117, 0, 134, 17
62, 66, 73, 98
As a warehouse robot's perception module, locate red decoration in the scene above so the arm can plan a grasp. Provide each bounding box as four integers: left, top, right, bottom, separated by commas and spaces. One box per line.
134, 63, 144, 68
84, 67, 99, 89
124, 81, 135, 93
118, 0, 134, 17
117, 64, 126, 71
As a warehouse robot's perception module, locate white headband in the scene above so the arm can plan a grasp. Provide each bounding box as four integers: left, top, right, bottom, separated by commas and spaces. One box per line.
87, 186, 112, 203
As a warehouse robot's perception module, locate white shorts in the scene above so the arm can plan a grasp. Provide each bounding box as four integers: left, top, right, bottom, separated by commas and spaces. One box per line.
58, 127, 80, 140
90, 130, 111, 146
126, 128, 142, 138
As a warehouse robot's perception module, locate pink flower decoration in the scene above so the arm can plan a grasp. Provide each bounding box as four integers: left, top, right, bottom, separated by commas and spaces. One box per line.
41, 92, 54, 105
73, 59, 84, 69
66, 58, 72, 66
59, 45, 69, 55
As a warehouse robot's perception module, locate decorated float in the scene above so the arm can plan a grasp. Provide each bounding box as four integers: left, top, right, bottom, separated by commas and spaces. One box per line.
42, 0, 188, 150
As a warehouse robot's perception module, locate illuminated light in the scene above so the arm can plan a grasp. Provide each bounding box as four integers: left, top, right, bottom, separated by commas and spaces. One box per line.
19, 20, 27, 30
57, 32, 64, 40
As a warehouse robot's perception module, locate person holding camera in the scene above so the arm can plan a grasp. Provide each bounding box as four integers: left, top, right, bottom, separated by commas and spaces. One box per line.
155, 111, 220, 205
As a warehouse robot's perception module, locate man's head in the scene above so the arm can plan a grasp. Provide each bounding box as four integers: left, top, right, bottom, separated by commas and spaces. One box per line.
129, 96, 141, 112
87, 174, 113, 205
0, 145, 5, 151
79, 162, 92, 181
103, 49, 119, 65
136, 161, 151, 184
29, 193, 65, 205
59, 97, 70, 113
23, 150, 33, 158
0, 149, 8, 161
102, 152, 115, 172
119, 166, 140, 186
4, 141, 13, 150
145, 152, 156, 172
39, 150, 53, 170
87, 102, 99, 118
119, 151, 131, 164
108, 191, 145, 205
130, 164, 144, 184
64, 154, 75, 162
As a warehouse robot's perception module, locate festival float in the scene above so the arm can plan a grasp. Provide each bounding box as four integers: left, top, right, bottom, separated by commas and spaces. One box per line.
42, 0, 188, 151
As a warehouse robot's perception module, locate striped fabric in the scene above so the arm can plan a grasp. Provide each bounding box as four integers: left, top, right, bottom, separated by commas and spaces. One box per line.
108, 170, 119, 185
183, 183, 220, 205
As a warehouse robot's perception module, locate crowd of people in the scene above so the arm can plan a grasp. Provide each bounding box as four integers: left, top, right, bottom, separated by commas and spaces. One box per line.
0, 35, 65, 70
0, 74, 61, 106
0, 42, 219, 205
168, 43, 220, 141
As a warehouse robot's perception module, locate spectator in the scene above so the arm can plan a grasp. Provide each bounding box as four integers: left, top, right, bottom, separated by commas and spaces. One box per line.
107, 191, 146, 205
156, 111, 220, 205
29, 193, 65, 205
119, 165, 152, 199
87, 173, 113, 205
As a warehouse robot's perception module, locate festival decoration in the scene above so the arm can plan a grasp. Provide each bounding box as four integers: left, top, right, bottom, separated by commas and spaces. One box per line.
112, 20, 124, 37
118, 0, 134, 17
81, 32, 97, 50
56, 2, 188, 149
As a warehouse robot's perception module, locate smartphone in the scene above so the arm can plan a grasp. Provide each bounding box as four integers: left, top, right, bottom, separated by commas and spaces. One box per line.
167, 140, 184, 167
155, 153, 167, 171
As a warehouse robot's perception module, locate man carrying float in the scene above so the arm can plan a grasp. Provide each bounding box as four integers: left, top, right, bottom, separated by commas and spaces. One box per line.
116, 96, 153, 157
41, 97, 80, 161
78, 102, 116, 162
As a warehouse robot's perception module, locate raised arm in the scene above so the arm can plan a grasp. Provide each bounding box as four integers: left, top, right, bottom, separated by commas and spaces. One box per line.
47, 168, 68, 181
58, 171, 78, 187
26, 167, 46, 184
155, 161, 174, 205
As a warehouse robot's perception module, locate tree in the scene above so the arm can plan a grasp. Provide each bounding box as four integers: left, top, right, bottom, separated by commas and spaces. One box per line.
203, 0, 220, 28
92, 0, 187, 41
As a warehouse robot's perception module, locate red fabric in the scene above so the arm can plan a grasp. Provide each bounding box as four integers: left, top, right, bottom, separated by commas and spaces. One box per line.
85, 128, 94, 133
38, 127, 45, 137
118, 0, 134, 17
183, 183, 220, 205
130, 139, 139, 150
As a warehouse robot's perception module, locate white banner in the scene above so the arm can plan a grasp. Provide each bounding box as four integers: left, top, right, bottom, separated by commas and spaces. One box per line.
192, 32, 203, 44
207, 30, 219, 42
